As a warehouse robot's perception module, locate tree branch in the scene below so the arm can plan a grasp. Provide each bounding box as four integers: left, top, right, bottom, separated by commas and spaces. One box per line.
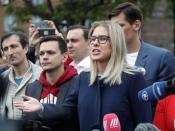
22, 0, 52, 19
87, 0, 104, 10
46, 0, 54, 15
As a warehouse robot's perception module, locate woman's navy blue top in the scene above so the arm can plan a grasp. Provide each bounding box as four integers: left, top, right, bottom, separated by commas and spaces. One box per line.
43, 71, 152, 131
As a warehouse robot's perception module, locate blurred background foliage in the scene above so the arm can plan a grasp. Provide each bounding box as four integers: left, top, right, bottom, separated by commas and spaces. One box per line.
5, 0, 158, 30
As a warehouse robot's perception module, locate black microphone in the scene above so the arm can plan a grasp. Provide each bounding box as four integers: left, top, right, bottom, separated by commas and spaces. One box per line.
138, 78, 175, 102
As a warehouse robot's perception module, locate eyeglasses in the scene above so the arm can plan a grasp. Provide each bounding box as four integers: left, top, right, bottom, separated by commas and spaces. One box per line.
89, 35, 110, 45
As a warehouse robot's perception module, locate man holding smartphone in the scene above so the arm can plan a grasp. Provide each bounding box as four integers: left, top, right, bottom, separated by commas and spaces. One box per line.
35, 21, 55, 37
28, 20, 62, 64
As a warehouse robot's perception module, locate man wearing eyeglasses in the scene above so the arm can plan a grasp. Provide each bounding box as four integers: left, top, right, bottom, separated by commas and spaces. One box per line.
109, 2, 175, 117
66, 25, 90, 74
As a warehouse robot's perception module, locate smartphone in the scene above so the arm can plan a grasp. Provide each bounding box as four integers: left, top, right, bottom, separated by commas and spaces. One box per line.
35, 21, 48, 28
38, 28, 55, 37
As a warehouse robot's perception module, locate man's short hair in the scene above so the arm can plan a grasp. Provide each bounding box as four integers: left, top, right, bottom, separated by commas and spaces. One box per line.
40, 35, 67, 54
0, 32, 29, 51
108, 2, 143, 25
68, 25, 89, 41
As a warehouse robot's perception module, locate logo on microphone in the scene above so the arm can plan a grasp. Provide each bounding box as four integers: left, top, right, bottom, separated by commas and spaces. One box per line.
103, 118, 120, 129
103, 113, 121, 131
103, 120, 107, 129
110, 118, 120, 128
141, 91, 148, 101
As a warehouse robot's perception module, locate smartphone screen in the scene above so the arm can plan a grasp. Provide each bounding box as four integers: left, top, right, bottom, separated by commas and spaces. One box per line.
38, 28, 55, 36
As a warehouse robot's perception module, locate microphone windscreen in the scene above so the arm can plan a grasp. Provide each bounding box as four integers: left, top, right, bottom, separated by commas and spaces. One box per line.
135, 123, 160, 131
90, 125, 100, 131
138, 81, 168, 102
103, 113, 121, 131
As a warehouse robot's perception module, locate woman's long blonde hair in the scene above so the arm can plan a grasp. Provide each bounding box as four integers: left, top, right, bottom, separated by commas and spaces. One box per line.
89, 20, 134, 85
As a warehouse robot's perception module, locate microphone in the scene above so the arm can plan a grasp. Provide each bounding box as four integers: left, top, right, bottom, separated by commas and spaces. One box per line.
91, 129, 100, 131
135, 123, 160, 131
91, 125, 100, 131
103, 113, 121, 131
138, 78, 175, 102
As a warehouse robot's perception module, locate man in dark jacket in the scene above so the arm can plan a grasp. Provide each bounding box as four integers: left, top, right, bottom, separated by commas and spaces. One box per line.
108, 2, 175, 117
24, 35, 79, 131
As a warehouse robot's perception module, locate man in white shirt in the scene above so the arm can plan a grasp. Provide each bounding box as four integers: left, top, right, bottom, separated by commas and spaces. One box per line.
66, 25, 90, 74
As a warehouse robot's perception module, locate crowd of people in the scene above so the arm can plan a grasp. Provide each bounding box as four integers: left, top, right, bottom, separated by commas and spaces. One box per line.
0, 2, 175, 131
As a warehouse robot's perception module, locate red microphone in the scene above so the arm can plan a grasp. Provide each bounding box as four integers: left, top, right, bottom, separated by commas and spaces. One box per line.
103, 113, 121, 131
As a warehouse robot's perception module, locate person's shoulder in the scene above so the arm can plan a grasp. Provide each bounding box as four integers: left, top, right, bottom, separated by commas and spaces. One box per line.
122, 70, 143, 80
76, 71, 90, 83
28, 80, 41, 86
142, 41, 170, 54
0, 66, 9, 74
79, 71, 90, 75
157, 95, 175, 108
30, 62, 42, 77
1, 67, 11, 78
30, 62, 42, 70
27, 80, 41, 91
26, 80, 42, 96
64, 75, 78, 85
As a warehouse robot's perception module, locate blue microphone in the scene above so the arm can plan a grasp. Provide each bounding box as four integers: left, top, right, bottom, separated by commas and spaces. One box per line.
138, 78, 175, 102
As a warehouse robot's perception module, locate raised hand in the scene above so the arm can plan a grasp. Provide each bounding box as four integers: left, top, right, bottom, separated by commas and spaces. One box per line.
44, 20, 64, 38
14, 95, 43, 112
28, 23, 41, 48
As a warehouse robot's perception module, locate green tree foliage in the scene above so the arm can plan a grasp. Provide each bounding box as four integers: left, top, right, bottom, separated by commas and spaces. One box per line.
5, 0, 156, 29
